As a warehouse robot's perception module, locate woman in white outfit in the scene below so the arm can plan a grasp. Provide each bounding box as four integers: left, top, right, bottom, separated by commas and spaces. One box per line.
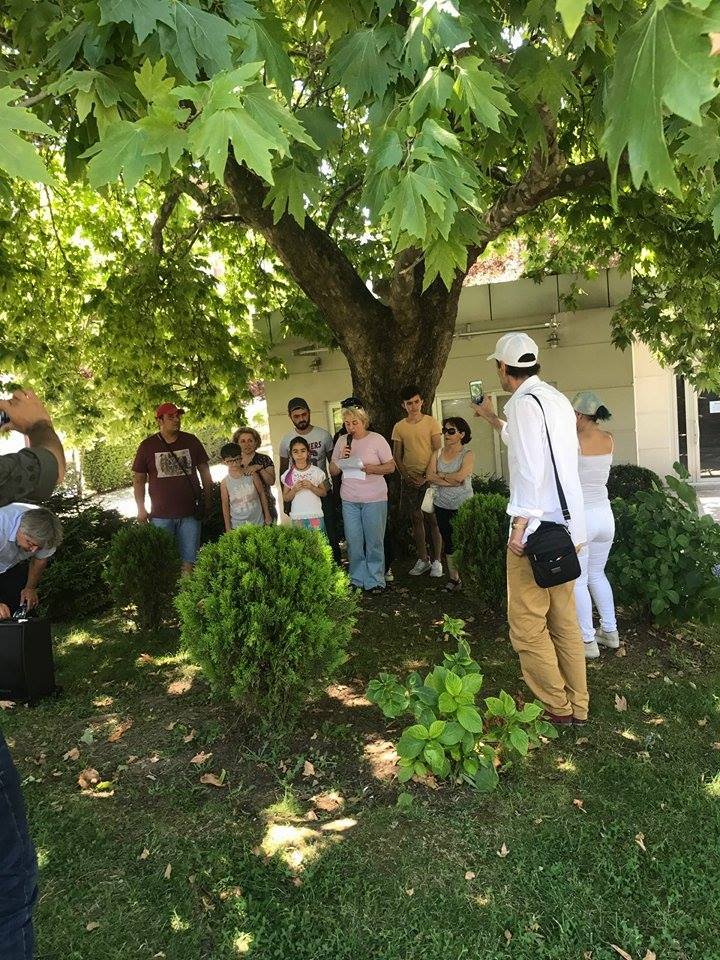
572, 391, 620, 659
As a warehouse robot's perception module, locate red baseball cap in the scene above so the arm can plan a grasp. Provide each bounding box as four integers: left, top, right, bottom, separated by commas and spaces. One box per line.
155, 402, 185, 418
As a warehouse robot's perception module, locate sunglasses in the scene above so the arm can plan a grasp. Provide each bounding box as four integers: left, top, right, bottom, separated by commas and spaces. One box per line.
442, 427, 458, 435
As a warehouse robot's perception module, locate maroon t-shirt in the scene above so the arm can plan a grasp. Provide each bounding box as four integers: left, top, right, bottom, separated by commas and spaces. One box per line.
132, 432, 209, 519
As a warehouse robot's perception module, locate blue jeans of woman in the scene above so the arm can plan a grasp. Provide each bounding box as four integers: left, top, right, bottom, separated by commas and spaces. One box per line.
342, 500, 387, 590
0, 731, 37, 959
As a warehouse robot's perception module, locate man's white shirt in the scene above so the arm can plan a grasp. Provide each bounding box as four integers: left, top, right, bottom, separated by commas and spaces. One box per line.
500, 376, 587, 547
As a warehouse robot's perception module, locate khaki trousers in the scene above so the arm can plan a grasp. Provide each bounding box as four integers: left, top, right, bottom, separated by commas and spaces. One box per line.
506, 549, 589, 720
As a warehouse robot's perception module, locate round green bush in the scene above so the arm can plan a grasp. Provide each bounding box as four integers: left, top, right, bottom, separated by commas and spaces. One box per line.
105, 523, 181, 631
607, 463, 660, 501
176, 525, 357, 726
82, 438, 140, 494
453, 493, 509, 610
608, 467, 720, 623
471, 473, 510, 498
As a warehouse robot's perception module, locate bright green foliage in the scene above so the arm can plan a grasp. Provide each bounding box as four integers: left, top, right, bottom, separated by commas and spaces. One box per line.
0, 88, 57, 184
453, 493, 509, 610
105, 523, 182, 631
471, 473, 510, 498
39, 503, 125, 622
176, 525, 356, 726
366, 618, 557, 792
606, 463, 661, 502
608, 464, 720, 624
82, 436, 143, 493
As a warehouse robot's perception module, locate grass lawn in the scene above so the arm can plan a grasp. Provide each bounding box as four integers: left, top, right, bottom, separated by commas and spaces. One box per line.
3, 569, 720, 960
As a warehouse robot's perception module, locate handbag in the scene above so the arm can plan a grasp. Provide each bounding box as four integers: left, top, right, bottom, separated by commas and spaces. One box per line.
522, 395, 581, 588
421, 485, 435, 514
159, 435, 205, 521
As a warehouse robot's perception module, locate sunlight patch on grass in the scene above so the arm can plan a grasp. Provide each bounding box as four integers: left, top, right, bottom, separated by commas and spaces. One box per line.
362, 737, 399, 781
325, 683, 372, 708
704, 773, 720, 799
60, 628, 105, 650
232, 932, 254, 954
170, 912, 190, 932
265, 790, 302, 820
260, 814, 356, 872
36, 847, 50, 869
556, 758, 576, 773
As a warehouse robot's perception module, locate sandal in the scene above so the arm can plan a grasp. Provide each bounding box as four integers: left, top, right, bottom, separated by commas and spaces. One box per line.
443, 579, 462, 592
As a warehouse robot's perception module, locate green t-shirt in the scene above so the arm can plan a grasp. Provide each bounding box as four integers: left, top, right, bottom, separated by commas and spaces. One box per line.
0, 447, 58, 506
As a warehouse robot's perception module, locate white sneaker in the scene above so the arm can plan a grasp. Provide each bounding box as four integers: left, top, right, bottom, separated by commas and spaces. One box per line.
584, 640, 600, 659
429, 560, 444, 578
409, 559, 431, 576
385, 569, 394, 582
596, 627, 620, 649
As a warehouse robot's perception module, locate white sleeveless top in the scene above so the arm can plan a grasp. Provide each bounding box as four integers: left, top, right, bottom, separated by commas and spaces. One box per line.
578, 445, 613, 508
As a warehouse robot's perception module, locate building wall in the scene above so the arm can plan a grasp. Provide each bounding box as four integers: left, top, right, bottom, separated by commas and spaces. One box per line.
265, 269, 653, 478
631, 341, 678, 478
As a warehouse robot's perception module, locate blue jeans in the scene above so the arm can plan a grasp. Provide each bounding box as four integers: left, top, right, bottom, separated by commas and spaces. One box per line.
151, 516, 201, 565
342, 500, 387, 590
0, 732, 37, 959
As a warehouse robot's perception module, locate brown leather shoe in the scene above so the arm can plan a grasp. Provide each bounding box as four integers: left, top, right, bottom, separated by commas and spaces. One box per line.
543, 712, 574, 727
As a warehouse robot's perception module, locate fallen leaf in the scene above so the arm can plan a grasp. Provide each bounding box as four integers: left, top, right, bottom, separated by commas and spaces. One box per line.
165, 721, 177, 731
583, 953, 593, 960
610, 947, 633, 960
615, 645, 627, 658
182, 729, 197, 743
139, 848, 150, 860
190, 751, 212, 765
302, 760, 316, 778
504, 930, 513, 943
405, 887, 414, 896
163, 863, 172, 880
312, 790, 344, 813
712, 742, 720, 750
218, 885, 243, 902
643, 952, 657, 960
572, 798, 586, 812
614, 694, 628, 712
107, 719, 133, 743
92, 696, 113, 708
0, 700, 15, 710
79, 727, 94, 745
291, 877, 302, 887
63, 747, 80, 762
575, 737, 589, 746
200, 772, 227, 788
644, 718, 665, 726
697, 717, 708, 727
464, 870, 476, 881
305, 809, 319, 822
635, 832, 647, 852
711, 31, 720, 55
138, 653, 155, 663
412, 771, 439, 789
77, 768, 100, 790
497, 843, 509, 858
86, 921, 100, 932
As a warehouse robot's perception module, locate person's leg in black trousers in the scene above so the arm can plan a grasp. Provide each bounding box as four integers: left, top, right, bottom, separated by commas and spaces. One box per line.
321, 493, 342, 564
0, 562, 29, 615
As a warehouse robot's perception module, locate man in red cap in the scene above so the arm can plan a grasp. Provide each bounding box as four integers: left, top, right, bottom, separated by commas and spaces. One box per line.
132, 403, 213, 573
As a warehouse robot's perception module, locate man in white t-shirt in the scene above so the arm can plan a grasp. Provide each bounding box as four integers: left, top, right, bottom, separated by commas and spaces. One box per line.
279, 398, 340, 560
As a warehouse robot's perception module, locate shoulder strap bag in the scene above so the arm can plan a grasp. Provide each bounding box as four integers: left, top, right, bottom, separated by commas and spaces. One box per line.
158, 434, 205, 521
522, 395, 581, 588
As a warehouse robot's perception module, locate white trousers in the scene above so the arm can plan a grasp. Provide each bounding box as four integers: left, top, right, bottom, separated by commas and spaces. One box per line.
575, 503, 617, 643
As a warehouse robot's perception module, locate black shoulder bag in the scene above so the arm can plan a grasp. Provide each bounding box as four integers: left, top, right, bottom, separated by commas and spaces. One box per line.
159, 435, 205, 522
523, 395, 581, 588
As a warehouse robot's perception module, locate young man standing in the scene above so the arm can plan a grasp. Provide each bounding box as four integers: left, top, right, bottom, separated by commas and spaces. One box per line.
473, 333, 589, 725
279, 397, 340, 562
132, 403, 213, 575
391, 386, 443, 577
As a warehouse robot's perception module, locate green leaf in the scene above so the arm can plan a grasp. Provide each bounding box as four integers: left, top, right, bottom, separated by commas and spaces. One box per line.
437, 691, 457, 714
484, 696, 505, 717
473, 764, 499, 793
516, 703, 543, 723
499, 690, 516, 717
82, 120, 157, 188
135, 58, 176, 104
460, 673, 483, 697
453, 57, 515, 131
328, 26, 400, 107
423, 743, 447, 775
264, 163, 317, 225
602, 2, 719, 197
556, 0, 587, 38
462, 756, 478, 776
0, 87, 57, 183
368, 128, 403, 171
456, 703, 483, 733
158, 1, 236, 81
237, 14, 294, 99
428, 719, 446, 739
397, 763, 415, 782
444, 672, 463, 697
438, 720, 464, 745
508, 726, 530, 756
296, 106, 341, 151
380, 168, 448, 246
98, 0, 175, 44
410, 66, 454, 122
405, 723, 429, 740
422, 235, 467, 290
397, 729, 425, 759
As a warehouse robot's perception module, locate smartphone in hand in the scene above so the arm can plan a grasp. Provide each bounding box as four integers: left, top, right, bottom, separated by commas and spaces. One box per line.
469, 380, 484, 405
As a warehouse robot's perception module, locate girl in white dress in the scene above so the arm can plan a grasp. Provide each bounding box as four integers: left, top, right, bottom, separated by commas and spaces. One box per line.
220, 442, 271, 531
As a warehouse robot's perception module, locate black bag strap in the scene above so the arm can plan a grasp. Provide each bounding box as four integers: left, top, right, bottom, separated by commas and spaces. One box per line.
528, 394, 571, 522
158, 434, 198, 499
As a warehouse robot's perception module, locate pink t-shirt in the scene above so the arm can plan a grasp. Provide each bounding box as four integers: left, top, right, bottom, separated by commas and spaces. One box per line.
332, 432, 393, 503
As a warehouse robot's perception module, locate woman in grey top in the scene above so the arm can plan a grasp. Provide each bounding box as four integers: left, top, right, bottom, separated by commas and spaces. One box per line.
426, 417, 475, 592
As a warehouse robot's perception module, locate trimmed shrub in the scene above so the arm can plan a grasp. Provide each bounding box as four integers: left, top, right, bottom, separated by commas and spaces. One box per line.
471, 473, 510, 498
608, 465, 720, 623
105, 524, 181, 631
453, 493, 509, 609
82, 438, 140, 494
176, 525, 356, 726
607, 463, 660, 501
39, 504, 125, 621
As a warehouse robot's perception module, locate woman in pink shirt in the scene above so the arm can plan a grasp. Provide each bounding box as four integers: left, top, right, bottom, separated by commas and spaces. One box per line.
329, 404, 395, 593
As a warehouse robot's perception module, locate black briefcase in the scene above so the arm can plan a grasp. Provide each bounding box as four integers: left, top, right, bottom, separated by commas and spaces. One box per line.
0, 616, 58, 704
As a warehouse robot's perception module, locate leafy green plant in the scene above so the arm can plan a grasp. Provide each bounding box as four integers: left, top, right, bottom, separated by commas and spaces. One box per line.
105, 523, 181, 632
608, 464, 720, 623
176, 525, 356, 727
471, 474, 510, 498
82, 437, 141, 493
607, 463, 660, 501
366, 617, 556, 792
453, 494, 508, 609
39, 505, 125, 622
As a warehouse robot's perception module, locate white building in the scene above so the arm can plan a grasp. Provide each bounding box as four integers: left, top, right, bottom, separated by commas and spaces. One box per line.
264, 269, 720, 486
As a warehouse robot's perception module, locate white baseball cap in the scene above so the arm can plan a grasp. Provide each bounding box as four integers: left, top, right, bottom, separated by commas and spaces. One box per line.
487, 332, 539, 367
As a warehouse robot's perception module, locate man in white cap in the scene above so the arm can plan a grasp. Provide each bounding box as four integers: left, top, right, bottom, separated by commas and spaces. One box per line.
473, 333, 589, 726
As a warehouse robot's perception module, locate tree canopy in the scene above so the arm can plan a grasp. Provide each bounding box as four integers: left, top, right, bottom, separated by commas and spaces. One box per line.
2, 0, 720, 429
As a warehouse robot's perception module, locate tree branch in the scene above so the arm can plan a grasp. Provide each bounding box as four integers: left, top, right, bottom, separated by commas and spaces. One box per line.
223, 152, 391, 354
150, 178, 213, 256
325, 179, 362, 233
